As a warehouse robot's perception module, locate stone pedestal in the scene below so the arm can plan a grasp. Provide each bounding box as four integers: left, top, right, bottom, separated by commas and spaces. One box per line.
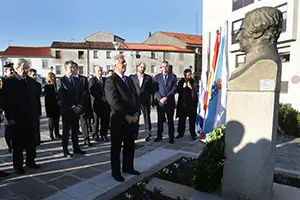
222, 59, 281, 200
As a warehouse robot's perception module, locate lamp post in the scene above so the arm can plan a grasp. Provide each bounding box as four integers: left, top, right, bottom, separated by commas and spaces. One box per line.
8, 40, 13, 46
113, 41, 120, 54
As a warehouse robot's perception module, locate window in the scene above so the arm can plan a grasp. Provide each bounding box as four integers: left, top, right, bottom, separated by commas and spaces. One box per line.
151, 52, 156, 59
55, 50, 61, 59
232, 0, 254, 11
56, 65, 61, 75
280, 52, 290, 63
151, 65, 156, 73
236, 54, 245, 68
42, 60, 48, 69
120, 51, 124, 55
78, 66, 84, 74
78, 51, 84, 59
93, 51, 98, 58
179, 53, 184, 61
106, 51, 111, 59
136, 51, 141, 59
280, 81, 288, 93
232, 19, 243, 44
276, 4, 287, 33
107, 65, 112, 70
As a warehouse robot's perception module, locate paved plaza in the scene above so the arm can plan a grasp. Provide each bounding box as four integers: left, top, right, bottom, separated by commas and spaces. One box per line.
0, 102, 299, 200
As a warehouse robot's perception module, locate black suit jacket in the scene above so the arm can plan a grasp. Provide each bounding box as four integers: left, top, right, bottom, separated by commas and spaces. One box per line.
44, 84, 60, 118
76, 74, 91, 115
57, 75, 84, 116
2, 73, 41, 147
89, 76, 109, 115
129, 73, 154, 106
105, 73, 140, 124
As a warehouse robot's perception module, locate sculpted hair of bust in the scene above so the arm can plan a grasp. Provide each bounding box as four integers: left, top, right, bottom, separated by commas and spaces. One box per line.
236, 7, 283, 54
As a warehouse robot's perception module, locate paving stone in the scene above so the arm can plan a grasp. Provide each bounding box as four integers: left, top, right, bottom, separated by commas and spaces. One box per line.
36, 171, 64, 182
47, 191, 77, 200
181, 142, 204, 154
71, 167, 102, 179
272, 183, 300, 200
0, 187, 18, 199
16, 183, 58, 200
6, 178, 42, 193
49, 175, 81, 190
88, 171, 122, 190
90, 161, 111, 172
64, 181, 107, 200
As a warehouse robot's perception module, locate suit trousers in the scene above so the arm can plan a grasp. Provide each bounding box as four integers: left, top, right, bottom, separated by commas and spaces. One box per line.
13, 145, 36, 169
92, 111, 110, 138
48, 117, 60, 138
110, 122, 136, 176
62, 113, 80, 153
157, 104, 175, 139
141, 104, 151, 136
4, 125, 11, 150
177, 107, 197, 137
80, 114, 90, 142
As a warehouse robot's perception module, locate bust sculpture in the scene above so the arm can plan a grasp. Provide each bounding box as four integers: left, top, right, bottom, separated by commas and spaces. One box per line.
229, 7, 283, 91
222, 7, 284, 200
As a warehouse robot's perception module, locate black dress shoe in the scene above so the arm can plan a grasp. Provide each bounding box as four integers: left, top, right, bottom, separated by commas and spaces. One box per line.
26, 162, 40, 169
176, 135, 183, 139
63, 152, 73, 157
123, 169, 141, 175
192, 136, 197, 140
94, 137, 100, 142
74, 149, 86, 154
112, 174, 125, 182
15, 168, 25, 174
0, 171, 10, 177
84, 142, 93, 147
154, 137, 162, 142
145, 136, 150, 142
169, 139, 175, 144
50, 135, 54, 140
105, 136, 109, 141
55, 134, 62, 139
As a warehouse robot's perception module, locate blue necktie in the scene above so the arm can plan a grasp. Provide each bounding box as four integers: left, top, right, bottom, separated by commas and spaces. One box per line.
163, 74, 167, 86
122, 75, 129, 87
69, 76, 75, 87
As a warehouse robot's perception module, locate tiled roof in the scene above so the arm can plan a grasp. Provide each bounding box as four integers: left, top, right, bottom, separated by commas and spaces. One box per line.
51, 41, 128, 50
0, 46, 51, 57
84, 31, 125, 41
52, 42, 193, 52
160, 32, 203, 45
124, 43, 194, 52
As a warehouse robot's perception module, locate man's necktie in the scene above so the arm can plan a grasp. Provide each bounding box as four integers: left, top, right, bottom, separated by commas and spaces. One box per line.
99, 78, 105, 96
68, 76, 75, 87
163, 74, 167, 86
122, 75, 129, 87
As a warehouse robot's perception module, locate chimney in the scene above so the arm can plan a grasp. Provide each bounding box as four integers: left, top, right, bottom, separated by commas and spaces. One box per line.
148, 32, 152, 38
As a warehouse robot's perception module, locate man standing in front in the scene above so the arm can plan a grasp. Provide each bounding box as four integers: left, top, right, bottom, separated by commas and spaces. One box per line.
73, 62, 93, 147
154, 61, 177, 144
89, 66, 110, 141
2, 59, 41, 174
130, 62, 154, 141
57, 60, 86, 157
105, 55, 140, 182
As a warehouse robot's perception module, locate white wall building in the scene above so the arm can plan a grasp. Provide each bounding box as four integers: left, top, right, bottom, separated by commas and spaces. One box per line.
50, 41, 195, 78
0, 46, 53, 77
203, 0, 300, 110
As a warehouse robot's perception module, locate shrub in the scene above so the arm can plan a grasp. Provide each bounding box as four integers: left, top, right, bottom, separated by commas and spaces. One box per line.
277, 104, 300, 137
193, 125, 226, 192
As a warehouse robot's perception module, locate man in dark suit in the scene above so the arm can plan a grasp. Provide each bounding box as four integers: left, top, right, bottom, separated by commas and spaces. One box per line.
73, 63, 93, 147
89, 65, 110, 141
2, 63, 14, 153
105, 55, 140, 182
154, 61, 177, 144
2, 59, 41, 174
57, 60, 86, 157
129, 62, 154, 141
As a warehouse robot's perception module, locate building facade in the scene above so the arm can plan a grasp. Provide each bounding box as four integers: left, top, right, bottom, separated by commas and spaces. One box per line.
0, 46, 53, 77
203, 0, 300, 110
50, 41, 195, 78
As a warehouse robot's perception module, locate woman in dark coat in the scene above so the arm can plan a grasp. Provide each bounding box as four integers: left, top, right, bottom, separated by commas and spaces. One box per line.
176, 69, 198, 140
44, 72, 61, 140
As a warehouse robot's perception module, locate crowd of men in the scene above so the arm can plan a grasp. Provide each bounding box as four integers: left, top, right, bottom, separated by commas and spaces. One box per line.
0, 55, 199, 182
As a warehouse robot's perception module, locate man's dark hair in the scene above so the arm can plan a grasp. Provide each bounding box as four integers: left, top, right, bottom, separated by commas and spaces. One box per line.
184, 68, 192, 77
64, 60, 74, 66
4, 63, 14, 70
29, 69, 37, 74
162, 60, 169, 65
108, 69, 114, 73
